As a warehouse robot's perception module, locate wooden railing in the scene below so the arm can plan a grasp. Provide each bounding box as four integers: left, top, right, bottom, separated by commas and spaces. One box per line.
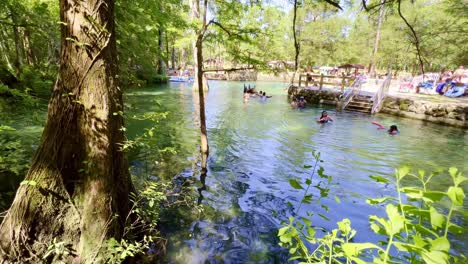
298, 73, 355, 92
339, 76, 365, 110
371, 73, 392, 114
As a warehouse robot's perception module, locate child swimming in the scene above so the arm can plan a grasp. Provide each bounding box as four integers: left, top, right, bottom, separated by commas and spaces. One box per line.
372, 121, 399, 135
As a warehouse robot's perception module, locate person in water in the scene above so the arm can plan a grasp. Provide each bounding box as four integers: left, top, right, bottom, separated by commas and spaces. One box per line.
297, 96, 306, 108
388, 125, 399, 135
318, 111, 334, 123
372, 121, 399, 135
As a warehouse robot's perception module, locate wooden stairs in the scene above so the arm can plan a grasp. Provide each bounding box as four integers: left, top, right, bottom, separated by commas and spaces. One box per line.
345, 95, 373, 113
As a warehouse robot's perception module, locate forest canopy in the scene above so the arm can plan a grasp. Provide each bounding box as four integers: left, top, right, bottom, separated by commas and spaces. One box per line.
0, 0, 466, 91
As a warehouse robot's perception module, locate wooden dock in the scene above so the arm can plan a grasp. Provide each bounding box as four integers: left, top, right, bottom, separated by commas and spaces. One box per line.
298, 73, 355, 92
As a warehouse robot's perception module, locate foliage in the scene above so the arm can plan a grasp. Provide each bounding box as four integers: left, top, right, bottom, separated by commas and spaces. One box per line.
0, 125, 33, 177
42, 238, 73, 264
278, 164, 467, 263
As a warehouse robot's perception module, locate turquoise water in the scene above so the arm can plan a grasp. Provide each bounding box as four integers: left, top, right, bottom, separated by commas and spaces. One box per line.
125, 81, 467, 263
1, 81, 466, 262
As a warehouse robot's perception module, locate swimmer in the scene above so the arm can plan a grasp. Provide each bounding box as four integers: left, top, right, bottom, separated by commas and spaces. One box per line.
372, 121, 399, 135
317, 111, 334, 123
297, 96, 306, 108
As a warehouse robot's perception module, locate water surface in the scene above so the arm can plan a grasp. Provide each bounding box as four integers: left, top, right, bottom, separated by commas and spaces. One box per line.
125, 81, 467, 263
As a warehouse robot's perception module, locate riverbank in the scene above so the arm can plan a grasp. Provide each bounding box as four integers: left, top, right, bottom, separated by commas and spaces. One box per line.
288, 85, 468, 128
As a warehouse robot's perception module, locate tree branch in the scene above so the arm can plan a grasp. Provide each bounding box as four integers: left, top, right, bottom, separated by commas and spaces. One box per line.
322, 0, 342, 10
206, 20, 232, 37
397, 0, 425, 76
203, 66, 255, 73
362, 0, 394, 12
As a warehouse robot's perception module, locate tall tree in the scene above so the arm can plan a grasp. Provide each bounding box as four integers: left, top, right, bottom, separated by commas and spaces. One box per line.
190, 0, 209, 172
290, 0, 300, 84
368, 0, 385, 77
0, 0, 133, 262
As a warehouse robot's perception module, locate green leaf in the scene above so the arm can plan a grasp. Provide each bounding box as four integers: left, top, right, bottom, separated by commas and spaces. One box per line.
289, 179, 303, 189
395, 166, 410, 180
430, 237, 450, 252
278, 226, 289, 237
422, 250, 448, 264
448, 167, 458, 178
305, 179, 312, 185
302, 194, 312, 204
337, 218, 352, 235
429, 206, 444, 229
303, 165, 312, 169
401, 187, 423, 199
422, 191, 446, 203
342, 242, 381, 257
318, 213, 329, 221
369, 175, 389, 183
366, 197, 395, 205
385, 204, 404, 235
334, 196, 341, 203
447, 223, 465, 234
447, 186, 465, 206
301, 217, 311, 227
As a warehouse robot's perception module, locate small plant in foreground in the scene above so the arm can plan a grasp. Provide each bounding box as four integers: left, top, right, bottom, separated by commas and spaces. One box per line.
278, 162, 467, 264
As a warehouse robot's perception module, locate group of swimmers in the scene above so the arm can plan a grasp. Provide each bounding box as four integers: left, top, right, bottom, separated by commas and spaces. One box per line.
243, 84, 272, 102
291, 96, 307, 109
289, 94, 399, 135
316, 111, 398, 134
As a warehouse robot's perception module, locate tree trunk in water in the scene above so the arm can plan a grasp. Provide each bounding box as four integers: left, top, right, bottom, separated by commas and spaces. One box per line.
0, 0, 133, 263
196, 33, 209, 172
369, 0, 385, 78
290, 0, 300, 85
190, 0, 209, 171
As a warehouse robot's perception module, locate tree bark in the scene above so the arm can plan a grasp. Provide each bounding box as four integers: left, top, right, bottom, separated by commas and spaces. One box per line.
9, 6, 24, 73
190, 0, 209, 172
368, 0, 385, 78
0, 26, 15, 72
0, 0, 133, 262
157, 28, 165, 75
22, 27, 36, 66
290, 0, 300, 85
165, 31, 170, 69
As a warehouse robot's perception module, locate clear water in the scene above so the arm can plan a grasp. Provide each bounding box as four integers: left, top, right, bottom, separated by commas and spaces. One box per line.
124, 81, 467, 263
1, 81, 466, 263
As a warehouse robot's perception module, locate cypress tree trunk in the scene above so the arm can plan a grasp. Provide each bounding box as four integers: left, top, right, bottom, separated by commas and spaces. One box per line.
290, 0, 300, 85
190, 0, 209, 171
0, 0, 133, 262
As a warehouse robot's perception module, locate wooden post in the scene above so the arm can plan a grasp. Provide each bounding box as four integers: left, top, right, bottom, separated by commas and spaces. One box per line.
298, 74, 302, 87
319, 74, 324, 90
305, 73, 309, 87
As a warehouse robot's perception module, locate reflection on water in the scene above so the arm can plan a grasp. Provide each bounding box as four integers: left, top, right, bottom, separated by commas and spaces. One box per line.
126, 81, 468, 263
